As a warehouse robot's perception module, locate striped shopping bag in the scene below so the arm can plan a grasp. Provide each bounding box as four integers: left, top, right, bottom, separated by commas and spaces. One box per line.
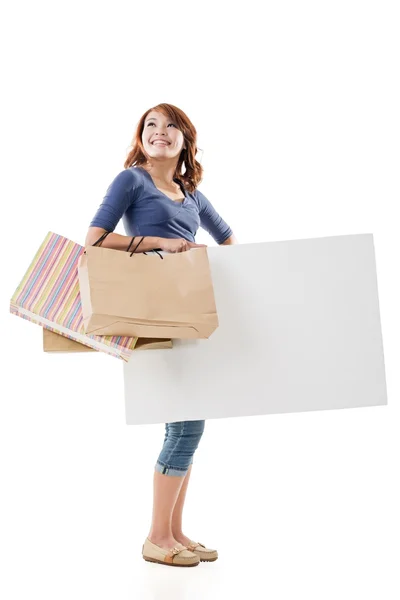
41, 328, 173, 353
10, 232, 140, 361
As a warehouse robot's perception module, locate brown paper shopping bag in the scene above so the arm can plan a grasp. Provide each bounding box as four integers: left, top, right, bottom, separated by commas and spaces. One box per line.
43, 328, 95, 352
78, 243, 219, 339
42, 328, 173, 353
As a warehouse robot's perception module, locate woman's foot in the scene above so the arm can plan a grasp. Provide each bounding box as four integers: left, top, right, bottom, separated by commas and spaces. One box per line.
147, 536, 186, 551
172, 534, 219, 562
172, 533, 193, 547
142, 538, 200, 567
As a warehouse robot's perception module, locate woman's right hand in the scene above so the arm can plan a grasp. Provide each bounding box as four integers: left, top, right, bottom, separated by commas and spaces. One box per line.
158, 238, 207, 253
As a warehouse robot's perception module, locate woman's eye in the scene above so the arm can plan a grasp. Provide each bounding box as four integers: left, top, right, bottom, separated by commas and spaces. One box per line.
147, 123, 177, 127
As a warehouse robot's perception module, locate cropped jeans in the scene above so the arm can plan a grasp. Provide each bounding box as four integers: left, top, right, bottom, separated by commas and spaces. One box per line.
155, 420, 206, 477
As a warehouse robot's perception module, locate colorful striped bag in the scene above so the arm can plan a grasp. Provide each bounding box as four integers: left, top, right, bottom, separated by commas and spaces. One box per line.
41, 328, 172, 353
10, 232, 141, 361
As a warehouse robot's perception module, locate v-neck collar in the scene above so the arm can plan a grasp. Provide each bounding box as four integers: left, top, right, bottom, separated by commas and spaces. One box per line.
138, 166, 187, 204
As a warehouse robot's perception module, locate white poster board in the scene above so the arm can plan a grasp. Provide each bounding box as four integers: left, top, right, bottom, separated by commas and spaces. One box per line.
124, 234, 387, 425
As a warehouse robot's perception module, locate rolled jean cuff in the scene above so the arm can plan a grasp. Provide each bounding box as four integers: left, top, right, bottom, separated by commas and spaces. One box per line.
155, 459, 193, 477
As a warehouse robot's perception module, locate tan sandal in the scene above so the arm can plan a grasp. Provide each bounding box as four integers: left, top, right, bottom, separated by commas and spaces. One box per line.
186, 540, 218, 562
142, 538, 200, 567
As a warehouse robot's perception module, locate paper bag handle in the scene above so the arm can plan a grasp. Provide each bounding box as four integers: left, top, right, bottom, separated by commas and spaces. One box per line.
92, 231, 111, 247
126, 236, 164, 260
89, 232, 164, 260
82, 231, 110, 254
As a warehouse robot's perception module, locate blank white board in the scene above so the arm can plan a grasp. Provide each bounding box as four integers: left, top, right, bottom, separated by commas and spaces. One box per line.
124, 234, 387, 425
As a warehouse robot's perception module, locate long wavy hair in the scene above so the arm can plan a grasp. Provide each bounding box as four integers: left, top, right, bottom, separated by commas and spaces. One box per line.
123, 103, 203, 193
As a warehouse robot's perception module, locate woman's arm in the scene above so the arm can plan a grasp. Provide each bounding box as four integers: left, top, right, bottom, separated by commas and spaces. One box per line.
86, 169, 164, 253
85, 227, 205, 254
85, 226, 162, 253
195, 189, 236, 245
219, 234, 238, 245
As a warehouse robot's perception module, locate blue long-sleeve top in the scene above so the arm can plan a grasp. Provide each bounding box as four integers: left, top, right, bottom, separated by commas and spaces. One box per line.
89, 166, 233, 245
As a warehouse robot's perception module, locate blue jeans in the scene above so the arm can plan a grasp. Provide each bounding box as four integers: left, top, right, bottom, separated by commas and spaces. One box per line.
155, 420, 205, 477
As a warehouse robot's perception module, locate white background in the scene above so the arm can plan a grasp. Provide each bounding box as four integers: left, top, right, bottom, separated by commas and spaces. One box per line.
1, 1, 399, 598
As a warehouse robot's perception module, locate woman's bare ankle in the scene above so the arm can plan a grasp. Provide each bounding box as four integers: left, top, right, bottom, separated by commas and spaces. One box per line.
147, 534, 181, 549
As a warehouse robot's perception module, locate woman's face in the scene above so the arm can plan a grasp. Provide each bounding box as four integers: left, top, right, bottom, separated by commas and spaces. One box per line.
142, 110, 186, 161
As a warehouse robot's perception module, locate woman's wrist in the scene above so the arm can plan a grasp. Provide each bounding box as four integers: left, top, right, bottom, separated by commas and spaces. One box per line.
153, 237, 164, 250
130, 236, 164, 253
140, 236, 163, 250
86, 230, 164, 253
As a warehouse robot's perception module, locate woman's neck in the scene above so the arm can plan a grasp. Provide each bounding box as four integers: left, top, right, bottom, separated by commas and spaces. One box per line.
141, 161, 178, 186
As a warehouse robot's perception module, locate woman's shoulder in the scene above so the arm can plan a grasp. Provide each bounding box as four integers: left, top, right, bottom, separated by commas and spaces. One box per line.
107, 166, 145, 197
190, 186, 208, 210
115, 165, 144, 185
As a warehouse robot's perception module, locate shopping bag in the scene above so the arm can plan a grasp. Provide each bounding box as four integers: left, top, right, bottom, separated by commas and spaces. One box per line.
43, 328, 95, 352
78, 237, 219, 339
10, 232, 142, 361
42, 328, 173, 353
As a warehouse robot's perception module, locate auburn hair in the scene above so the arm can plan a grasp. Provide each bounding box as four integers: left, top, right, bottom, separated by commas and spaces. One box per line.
123, 103, 203, 193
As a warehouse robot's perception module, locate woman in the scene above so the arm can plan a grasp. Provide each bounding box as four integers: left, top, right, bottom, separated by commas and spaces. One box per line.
86, 103, 237, 567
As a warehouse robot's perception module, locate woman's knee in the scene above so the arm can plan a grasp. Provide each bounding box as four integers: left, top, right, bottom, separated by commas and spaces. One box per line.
168, 420, 205, 443
157, 420, 205, 475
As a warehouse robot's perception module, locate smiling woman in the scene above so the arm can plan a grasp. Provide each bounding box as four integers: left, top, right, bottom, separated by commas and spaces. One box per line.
86, 103, 236, 253
127, 104, 199, 192
142, 112, 185, 158
84, 102, 236, 566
